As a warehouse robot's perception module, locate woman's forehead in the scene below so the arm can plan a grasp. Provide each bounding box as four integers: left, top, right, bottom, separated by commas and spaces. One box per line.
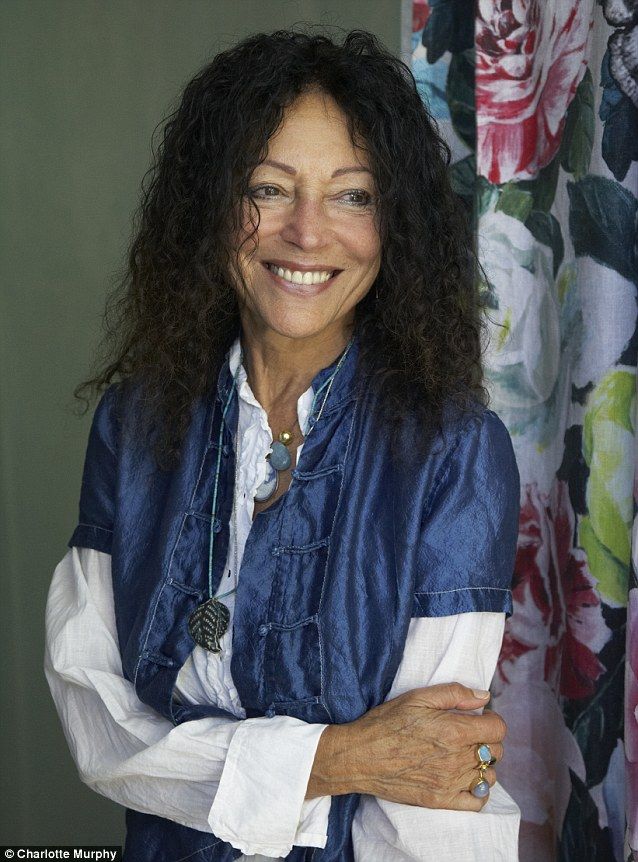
255, 91, 372, 175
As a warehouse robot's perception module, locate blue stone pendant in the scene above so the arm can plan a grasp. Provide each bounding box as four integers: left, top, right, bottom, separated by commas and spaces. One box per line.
254, 461, 279, 502
470, 777, 490, 798
470, 756, 491, 798
269, 440, 292, 471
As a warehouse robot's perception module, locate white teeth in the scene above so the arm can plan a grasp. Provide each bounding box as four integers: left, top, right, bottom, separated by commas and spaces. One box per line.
266, 263, 334, 285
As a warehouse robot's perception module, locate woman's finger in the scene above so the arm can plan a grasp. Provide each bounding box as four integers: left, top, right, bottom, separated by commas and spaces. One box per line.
446, 790, 490, 812
484, 742, 503, 763
444, 710, 507, 746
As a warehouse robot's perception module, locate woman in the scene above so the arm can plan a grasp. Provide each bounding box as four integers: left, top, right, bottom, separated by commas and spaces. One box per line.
45, 28, 521, 861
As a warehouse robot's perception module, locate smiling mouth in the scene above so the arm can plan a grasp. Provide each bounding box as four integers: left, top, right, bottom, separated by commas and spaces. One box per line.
263, 261, 341, 286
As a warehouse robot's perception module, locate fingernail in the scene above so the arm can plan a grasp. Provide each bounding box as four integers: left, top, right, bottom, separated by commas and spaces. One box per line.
473, 689, 490, 699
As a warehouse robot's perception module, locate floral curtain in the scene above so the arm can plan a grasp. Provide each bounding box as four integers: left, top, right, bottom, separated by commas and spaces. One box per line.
408, 1, 638, 860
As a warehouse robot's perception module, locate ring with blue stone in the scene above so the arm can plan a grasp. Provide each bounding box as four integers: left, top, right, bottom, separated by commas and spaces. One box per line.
470, 767, 490, 799
477, 743, 492, 766
470, 743, 493, 798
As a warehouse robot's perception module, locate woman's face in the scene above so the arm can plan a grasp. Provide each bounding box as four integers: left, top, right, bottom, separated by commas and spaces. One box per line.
233, 89, 382, 343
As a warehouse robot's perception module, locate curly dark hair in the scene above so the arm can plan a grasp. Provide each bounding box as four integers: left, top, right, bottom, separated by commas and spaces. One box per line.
75, 26, 490, 470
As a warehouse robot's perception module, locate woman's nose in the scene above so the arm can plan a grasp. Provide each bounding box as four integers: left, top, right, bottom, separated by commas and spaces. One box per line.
279, 196, 330, 249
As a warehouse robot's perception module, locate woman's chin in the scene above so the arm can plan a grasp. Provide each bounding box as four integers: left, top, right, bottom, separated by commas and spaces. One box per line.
241, 304, 349, 343
258, 319, 335, 342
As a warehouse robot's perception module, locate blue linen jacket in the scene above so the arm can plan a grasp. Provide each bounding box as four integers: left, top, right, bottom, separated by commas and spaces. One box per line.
68, 333, 521, 862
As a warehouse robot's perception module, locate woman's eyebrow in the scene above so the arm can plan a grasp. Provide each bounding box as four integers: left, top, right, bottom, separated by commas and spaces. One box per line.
260, 158, 372, 178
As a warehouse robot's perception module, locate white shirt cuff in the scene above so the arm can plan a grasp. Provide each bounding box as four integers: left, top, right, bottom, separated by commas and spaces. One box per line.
208, 715, 330, 857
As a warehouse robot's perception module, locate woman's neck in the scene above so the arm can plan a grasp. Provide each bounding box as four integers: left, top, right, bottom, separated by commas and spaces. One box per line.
238, 319, 353, 418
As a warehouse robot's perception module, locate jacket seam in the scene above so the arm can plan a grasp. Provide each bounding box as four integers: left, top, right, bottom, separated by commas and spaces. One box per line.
265, 476, 287, 704
188, 398, 218, 510
100, 385, 120, 460
133, 510, 188, 689
308, 392, 357, 423
318, 403, 357, 614
134, 394, 215, 691
317, 400, 358, 723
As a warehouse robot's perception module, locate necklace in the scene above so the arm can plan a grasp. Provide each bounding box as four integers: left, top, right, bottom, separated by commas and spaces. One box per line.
187, 349, 243, 655
187, 427, 241, 655
254, 417, 301, 502
187, 336, 355, 653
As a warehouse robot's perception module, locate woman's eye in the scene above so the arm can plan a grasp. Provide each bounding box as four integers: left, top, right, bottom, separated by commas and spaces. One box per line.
248, 185, 374, 207
249, 185, 281, 199
340, 189, 373, 207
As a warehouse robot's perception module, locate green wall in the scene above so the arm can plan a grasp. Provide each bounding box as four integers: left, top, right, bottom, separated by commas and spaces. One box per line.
1, 0, 401, 847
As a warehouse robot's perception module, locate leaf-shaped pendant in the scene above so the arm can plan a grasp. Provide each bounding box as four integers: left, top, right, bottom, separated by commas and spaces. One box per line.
188, 598, 230, 653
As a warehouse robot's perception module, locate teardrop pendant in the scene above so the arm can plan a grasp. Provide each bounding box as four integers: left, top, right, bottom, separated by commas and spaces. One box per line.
269, 440, 292, 471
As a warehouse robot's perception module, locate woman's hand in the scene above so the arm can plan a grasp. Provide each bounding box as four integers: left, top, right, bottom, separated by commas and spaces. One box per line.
306, 683, 505, 811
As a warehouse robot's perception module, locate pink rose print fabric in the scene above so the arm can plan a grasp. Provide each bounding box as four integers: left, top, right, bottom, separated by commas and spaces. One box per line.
476, 0, 593, 183
497, 481, 611, 700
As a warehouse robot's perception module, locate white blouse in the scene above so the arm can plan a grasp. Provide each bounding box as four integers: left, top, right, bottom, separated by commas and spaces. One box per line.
44, 337, 520, 860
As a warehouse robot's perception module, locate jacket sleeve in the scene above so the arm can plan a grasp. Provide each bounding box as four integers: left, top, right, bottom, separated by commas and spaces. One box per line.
67, 386, 120, 554
412, 408, 521, 618
44, 546, 331, 854
352, 612, 521, 861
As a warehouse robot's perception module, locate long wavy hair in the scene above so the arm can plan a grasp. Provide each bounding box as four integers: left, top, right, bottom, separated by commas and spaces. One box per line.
75, 27, 490, 470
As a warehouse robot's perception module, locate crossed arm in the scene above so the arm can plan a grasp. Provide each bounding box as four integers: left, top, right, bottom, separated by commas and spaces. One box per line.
45, 545, 519, 860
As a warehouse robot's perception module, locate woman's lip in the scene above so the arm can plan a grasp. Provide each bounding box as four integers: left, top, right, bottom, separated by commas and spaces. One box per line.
261, 262, 340, 296
264, 259, 341, 273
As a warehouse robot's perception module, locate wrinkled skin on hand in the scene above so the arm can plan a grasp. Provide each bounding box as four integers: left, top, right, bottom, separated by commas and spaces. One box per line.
307, 683, 505, 811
